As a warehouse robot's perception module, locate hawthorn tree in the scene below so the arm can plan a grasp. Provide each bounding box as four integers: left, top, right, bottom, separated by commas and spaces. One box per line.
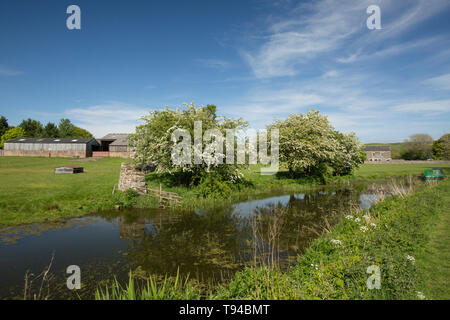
129, 102, 247, 187
268, 109, 364, 179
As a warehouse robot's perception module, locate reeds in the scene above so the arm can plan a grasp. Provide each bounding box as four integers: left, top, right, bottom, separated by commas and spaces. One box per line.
23, 253, 54, 300
95, 268, 200, 300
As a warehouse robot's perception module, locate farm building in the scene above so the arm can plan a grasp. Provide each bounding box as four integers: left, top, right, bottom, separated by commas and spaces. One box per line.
363, 145, 391, 162
3, 138, 100, 158
94, 133, 132, 158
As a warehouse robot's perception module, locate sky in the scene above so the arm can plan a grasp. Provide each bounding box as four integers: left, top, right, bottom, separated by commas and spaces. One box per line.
0, 0, 449, 143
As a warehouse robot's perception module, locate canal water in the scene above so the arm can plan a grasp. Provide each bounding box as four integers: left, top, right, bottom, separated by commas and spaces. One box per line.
0, 182, 402, 299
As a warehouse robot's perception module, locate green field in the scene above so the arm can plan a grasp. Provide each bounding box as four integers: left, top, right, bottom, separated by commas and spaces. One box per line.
0, 157, 126, 226
0, 156, 449, 226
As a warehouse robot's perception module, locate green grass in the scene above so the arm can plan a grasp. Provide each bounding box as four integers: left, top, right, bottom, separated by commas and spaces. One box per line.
415, 198, 450, 299
215, 178, 450, 299
0, 157, 128, 226
353, 163, 450, 180
1, 156, 448, 226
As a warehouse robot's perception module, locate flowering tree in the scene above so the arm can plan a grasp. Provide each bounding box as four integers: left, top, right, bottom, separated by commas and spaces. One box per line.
129, 103, 247, 187
268, 110, 363, 178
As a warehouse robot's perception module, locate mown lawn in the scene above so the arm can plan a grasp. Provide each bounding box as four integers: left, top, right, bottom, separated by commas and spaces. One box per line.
0, 157, 126, 226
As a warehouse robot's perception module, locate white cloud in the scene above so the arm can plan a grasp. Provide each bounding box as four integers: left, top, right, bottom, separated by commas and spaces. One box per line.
0, 66, 23, 76
196, 59, 231, 70
424, 73, 450, 91
65, 102, 150, 137
243, 0, 450, 78
391, 99, 450, 113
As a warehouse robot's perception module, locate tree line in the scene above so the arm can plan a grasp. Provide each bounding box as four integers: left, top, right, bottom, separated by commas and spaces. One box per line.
0, 116, 93, 148
399, 133, 450, 161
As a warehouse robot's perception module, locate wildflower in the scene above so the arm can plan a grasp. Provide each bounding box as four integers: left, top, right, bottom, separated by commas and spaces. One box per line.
331, 239, 342, 245
370, 223, 377, 228
345, 215, 354, 220
417, 292, 426, 300
363, 214, 370, 220
354, 218, 361, 223
360, 226, 368, 232
406, 255, 415, 262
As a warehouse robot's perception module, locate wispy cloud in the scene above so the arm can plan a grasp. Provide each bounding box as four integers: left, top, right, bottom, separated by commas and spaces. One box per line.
391, 99, 450, 113
65, 102, 150, 137
196, 58, 231, 70
0, 66, 23, 76
243, 0, 450, 78
424, 73, 450, 91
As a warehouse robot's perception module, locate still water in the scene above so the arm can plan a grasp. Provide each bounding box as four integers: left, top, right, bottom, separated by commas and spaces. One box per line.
0, 182, 398, 299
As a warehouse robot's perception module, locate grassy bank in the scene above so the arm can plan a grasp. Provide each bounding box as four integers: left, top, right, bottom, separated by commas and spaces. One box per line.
1, 156, 449, 226
0, 157, 127, 226
96, 178, 449, 300
216, 178, 450, 299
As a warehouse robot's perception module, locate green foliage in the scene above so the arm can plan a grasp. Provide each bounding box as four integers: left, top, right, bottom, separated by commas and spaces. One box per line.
129, 102, 247, 187
432, 133, 450, 160
0, 127, 26, 148
0, 115, 9, 138
95, 269, 201, 300
19, 118, 44, 137
57, 118, 74, 138
72, 126, 94, 138
113, 189, 140, 207
43, 122, 59, 138
197, 172, 233, 198
401, 134, 433, 160
268, 110, 364, 179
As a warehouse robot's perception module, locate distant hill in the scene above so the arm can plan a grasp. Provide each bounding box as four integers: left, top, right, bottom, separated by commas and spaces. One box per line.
364, 142, 407, 159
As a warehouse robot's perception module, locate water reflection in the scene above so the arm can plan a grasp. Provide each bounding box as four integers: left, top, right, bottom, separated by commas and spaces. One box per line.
0, 181, 410, 299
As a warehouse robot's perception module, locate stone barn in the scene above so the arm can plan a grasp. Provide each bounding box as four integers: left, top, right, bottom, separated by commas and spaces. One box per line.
364, 145, 391, 162
94, 133, 132, 158
3, 138, 100, 158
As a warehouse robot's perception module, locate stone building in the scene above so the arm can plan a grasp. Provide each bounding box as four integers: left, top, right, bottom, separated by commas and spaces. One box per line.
95, 133, 132, 158
3, 137, 99, 158
364, 145, 391, 162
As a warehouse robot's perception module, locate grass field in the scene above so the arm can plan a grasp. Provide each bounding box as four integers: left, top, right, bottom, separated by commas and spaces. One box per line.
0, 157, 126, 226
1, 156, 449, 226
353, 163, 450, 179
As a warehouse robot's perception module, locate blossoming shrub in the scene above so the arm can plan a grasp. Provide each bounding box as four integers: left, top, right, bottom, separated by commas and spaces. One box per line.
268, 110, 364, 180
129, 103, 247, 189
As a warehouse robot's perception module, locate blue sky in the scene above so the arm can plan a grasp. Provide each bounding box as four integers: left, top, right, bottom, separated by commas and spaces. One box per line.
0, 0, 449, 143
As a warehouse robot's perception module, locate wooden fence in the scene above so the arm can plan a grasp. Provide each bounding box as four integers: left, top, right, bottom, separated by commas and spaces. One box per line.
147, 184, 182, 208
112, 183, 182, 208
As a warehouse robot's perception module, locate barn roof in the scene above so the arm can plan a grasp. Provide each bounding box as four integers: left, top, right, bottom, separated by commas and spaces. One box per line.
101, 133, 130, 141
363, 145, 391, 151
5, 138, 98, 144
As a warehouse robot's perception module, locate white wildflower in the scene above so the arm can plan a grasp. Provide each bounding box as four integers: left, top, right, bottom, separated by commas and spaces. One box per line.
345, 215, 354, 220
354, 218, 361, 223
360, 226, 368, 232
331, 239, 342, 245
417, 291, 426, 300
406, 255, 415, 262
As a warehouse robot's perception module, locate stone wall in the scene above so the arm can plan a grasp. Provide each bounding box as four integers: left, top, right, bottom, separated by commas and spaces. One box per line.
118, 162, 146, 194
